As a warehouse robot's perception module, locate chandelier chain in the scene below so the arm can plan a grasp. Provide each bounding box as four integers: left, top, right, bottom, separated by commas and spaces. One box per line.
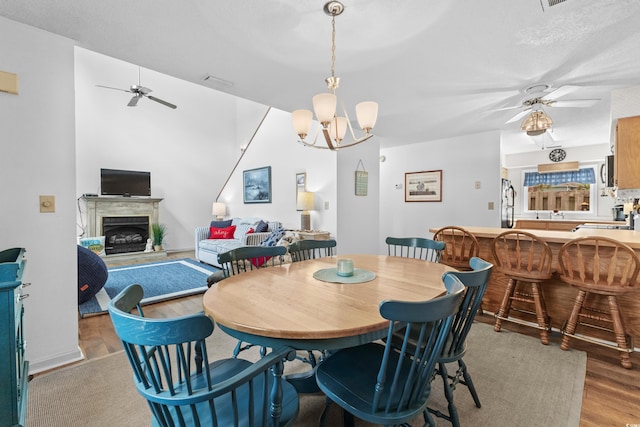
330, 15, 336, 79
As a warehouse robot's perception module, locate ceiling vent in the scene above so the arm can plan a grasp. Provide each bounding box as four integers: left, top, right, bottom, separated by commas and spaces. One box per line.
202, 74, 233, 88
548, 0, 568, 6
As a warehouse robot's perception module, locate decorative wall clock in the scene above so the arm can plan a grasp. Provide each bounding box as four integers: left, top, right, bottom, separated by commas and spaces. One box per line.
549, 148, 566, 162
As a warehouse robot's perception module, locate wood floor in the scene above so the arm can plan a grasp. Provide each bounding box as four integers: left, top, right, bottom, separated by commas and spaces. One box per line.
76, 250, 640, 427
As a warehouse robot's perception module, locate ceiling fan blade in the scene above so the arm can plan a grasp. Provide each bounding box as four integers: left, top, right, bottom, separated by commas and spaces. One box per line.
542, 85, 580, 101
492, 104, 523, 112
147, 95, 177, 109
127, 95, 141, 107
505, 108, 531, 124
96, 84, 132, 93
549, 99, 600, 108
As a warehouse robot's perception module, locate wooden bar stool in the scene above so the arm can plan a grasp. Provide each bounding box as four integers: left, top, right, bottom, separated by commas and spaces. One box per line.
558, 236, 640, 369
433, 226, 480, 271
491, 230, 554, 344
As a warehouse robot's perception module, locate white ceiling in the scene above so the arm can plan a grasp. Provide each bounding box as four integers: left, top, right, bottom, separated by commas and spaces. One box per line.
2, 0, 640, 154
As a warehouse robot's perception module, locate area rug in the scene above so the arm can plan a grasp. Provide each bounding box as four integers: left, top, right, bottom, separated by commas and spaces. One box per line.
27, 322, 586, 426
78, 258, 218, 317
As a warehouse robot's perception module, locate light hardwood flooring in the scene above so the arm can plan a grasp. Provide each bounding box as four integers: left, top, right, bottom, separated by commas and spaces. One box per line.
76, 250, 640, 427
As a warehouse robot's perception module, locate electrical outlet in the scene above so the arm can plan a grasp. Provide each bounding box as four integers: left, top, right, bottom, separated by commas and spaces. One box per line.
40, 195, 55, 213
324, 201, 330, 210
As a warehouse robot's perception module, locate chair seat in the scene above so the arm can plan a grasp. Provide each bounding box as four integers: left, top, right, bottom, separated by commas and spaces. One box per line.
147, 358, 299, 427
563, 281, 635, 295
315, 343, 425, 425
501, 270, 552, 282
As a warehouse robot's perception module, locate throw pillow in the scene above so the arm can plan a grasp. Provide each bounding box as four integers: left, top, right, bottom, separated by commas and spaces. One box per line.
210, 219, 232, 228
255, 220, 269, 233
209, 225, 236, 239
234, 223, 256, 240
78, 236, 106, 256
260, 226, 285, 247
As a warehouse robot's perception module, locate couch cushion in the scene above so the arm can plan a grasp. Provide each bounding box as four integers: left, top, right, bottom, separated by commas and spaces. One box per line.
210, 219, 232, 228
209, 225, 236, 239
199, 238, 245, 253
267, 221, 283, 232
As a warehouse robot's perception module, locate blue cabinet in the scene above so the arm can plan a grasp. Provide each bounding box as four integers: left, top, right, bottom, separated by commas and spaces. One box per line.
0, 248, 28, 427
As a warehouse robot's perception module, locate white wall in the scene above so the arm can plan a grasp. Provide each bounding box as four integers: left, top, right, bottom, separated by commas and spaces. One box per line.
379, 131, 502, 253
0, 17, 81, 373
74, 47, 266, 250
218, 108, 337, 236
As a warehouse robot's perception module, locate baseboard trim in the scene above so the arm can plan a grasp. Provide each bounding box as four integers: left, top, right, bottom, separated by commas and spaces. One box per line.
29, 347, 84, 375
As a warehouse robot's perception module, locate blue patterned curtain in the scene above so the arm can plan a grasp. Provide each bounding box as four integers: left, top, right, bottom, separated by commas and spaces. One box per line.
523, 168, 596, 187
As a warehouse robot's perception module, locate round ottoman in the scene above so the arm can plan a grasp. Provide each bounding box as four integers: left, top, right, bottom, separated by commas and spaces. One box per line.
77, 245, 109, 304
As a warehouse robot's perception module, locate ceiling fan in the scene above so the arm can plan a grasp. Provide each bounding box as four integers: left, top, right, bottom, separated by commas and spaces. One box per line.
96, 67, 177, 109
498, 84, 599, 124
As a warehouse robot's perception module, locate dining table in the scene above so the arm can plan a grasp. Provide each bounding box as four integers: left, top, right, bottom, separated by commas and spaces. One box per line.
202, 253, 455, 392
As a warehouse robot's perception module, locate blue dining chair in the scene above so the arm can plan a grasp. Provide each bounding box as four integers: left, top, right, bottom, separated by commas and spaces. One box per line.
288, 239, 337, 262
108, 284, 299, 427
385, 236, 445, 262
427, 257, 494, 427
315, 273, 466, 427
217, 245, 287, 357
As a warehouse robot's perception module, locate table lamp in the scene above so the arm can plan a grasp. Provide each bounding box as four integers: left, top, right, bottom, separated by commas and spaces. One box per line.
297, 192, 314, 231
212, 202, 226, 221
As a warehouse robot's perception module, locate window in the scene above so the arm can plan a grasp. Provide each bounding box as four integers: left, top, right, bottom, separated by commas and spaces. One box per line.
522, 166, 597, 214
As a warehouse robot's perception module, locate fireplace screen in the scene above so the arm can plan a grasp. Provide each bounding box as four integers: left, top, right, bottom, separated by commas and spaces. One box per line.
102, 216, 149, 255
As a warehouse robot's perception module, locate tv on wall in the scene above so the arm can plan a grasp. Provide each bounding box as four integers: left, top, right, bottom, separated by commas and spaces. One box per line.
100, 168, 151, 197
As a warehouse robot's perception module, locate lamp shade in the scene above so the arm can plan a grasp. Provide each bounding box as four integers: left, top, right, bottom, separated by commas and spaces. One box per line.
356, 101, 378, 132
297, 191, 315, 211
292, 109, 313, 138
313, 93, 337, 126
328, 117, 348, 143
212, 202, 226, 217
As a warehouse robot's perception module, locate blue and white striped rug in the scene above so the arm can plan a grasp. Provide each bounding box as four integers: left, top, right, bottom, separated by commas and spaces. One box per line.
78, 258, 219, 317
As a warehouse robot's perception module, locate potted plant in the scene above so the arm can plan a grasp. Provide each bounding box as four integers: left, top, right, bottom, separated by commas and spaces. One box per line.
151, 223, 167, 251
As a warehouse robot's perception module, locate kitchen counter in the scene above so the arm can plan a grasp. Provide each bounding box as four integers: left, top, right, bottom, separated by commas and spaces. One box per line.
428, 226, 640, 348
514, 218, 625, 232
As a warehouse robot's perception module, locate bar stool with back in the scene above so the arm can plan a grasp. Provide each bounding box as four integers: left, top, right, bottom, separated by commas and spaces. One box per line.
432, 226, 480, 271
558, 236, 640, 369
491, 230, 554, 344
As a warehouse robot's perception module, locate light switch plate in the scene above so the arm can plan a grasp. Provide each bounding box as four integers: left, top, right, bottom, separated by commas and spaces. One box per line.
488, 201, 494, 210
40, 195, 55, 213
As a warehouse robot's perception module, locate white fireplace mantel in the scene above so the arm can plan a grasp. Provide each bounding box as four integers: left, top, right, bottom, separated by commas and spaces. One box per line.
82, 196, 163, 238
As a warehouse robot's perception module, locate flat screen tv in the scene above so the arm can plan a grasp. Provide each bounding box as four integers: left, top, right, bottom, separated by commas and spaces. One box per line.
100, 168, 151, 197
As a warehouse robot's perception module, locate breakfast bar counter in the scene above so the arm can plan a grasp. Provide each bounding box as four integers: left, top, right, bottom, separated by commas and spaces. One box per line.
429, 226, 640, 345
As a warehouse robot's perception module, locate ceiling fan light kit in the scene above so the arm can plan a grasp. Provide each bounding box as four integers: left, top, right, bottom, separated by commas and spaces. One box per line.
292, 1, 378, 151
521, 110, 553, 135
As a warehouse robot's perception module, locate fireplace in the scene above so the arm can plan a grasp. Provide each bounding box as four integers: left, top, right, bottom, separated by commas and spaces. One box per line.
102, 216, 149, 255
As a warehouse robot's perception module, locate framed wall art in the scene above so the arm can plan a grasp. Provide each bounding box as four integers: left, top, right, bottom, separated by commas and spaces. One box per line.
405, 170, 442, 202
296, 172, 306, 210
243, 166, 272, 203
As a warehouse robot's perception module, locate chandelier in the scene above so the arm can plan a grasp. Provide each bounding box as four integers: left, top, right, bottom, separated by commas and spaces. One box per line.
291, 1, 378, 150
521, 109, 553, 136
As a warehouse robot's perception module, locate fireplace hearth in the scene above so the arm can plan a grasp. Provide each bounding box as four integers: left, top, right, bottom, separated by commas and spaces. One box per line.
102, 216, 149, 255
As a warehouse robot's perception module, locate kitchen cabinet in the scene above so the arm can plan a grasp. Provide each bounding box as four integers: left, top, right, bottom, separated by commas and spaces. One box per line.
515, 219, 584, 231
615, 115, 640, 189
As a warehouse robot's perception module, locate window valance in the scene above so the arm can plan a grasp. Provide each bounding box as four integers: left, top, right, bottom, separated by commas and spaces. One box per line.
523, 168, 596, 187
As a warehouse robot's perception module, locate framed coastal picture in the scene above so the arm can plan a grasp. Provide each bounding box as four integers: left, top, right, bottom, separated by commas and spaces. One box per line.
296, 172, 306, 210
243, 166, 272, 203
405, 170, 442, 202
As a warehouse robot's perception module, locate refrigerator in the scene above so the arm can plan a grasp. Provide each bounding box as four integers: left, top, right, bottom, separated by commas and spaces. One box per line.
501, 179, 515, 228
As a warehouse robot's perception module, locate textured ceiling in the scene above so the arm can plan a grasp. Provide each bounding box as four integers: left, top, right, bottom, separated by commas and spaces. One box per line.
1, 0, 639, 153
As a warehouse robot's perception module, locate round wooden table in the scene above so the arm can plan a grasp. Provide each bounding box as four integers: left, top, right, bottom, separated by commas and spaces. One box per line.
203, 254, 454, 351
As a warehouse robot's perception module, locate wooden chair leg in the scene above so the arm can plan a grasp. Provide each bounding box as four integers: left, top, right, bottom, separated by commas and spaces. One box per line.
608, 295, 633, 369
561, 290, 586, 351
494, 278, 516, 332
531, 283, 550, 345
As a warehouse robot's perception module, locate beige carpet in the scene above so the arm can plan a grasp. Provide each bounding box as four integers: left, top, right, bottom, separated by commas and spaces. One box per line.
27, 322, 585, 426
